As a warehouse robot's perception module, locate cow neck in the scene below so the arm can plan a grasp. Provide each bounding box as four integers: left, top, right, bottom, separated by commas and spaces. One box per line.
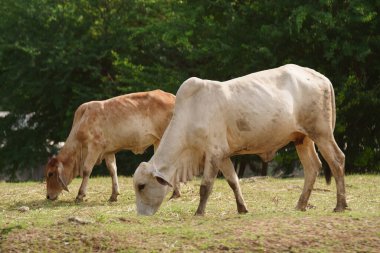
151, 155, 179, 186
57, 143, 79, 185
151, 122, 184, 184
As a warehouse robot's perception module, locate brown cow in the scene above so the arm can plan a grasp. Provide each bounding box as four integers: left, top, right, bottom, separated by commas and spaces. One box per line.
45, 90, 175, 202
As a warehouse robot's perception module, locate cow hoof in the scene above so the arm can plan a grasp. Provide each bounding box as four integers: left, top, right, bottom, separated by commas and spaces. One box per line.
295, 206, 306, 212
333, 207, 345, 212
75, 197, 84, 203
108, 196, 118, 202
169, 192, 181, 200
194, 211, 205, 216
333, 206, 350, 212
238, 205, 248, 214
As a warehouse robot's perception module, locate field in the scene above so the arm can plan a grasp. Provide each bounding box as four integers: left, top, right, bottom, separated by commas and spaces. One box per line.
0, 175, 379, 252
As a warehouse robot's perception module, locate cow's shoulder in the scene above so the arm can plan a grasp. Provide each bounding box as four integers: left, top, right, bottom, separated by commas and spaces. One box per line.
176, 77, 205, 102
70, 101, 103, 140
72, 103, 86, 125
72, 102, 95, 127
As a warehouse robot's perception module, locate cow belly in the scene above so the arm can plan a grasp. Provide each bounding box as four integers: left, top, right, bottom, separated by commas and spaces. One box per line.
234, 136, 291, 154
227, 124, 298, 158
104, 131, 157, 155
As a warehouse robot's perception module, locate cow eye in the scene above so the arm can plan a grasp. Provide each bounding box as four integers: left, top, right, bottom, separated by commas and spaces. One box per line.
138, 184, 145, 191
48, 172, 54, 178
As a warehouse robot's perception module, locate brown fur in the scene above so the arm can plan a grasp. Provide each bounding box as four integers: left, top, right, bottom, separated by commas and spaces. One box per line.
45, 90, 175, 201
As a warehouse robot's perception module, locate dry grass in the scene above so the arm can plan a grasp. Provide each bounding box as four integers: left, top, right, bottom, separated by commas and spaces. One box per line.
0, 175, 379, 252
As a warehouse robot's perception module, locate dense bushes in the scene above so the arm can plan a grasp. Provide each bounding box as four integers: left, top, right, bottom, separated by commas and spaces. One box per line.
0, 0, 379, 178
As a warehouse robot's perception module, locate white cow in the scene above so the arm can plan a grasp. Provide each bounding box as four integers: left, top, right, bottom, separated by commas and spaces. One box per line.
133, 64, 348, 215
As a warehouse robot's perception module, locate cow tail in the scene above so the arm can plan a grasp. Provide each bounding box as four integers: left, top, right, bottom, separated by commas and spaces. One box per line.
330, 81, 336, 131
324, 81, 336, 185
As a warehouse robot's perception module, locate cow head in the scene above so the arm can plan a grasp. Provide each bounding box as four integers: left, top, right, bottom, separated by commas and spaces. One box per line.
45, 156, 69, 200
133, 162, 172, 215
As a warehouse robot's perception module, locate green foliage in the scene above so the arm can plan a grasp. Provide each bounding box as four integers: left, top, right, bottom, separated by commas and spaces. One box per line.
0, 0, 379, 177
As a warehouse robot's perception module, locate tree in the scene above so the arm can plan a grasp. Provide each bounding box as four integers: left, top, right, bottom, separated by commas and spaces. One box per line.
0, 0, 379, 179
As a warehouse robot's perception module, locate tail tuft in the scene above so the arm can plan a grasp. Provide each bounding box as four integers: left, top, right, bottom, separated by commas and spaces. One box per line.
324, 80, 335, 185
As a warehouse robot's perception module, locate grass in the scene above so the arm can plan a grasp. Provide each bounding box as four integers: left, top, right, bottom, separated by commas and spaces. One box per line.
0, 175, 379, 252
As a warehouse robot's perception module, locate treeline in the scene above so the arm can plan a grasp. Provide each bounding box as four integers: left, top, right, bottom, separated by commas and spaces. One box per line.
0, 0, 379, 178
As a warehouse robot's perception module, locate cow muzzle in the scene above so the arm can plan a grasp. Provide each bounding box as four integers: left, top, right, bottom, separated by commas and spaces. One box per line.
136, 201, 158, 216
46, 195, 58, 201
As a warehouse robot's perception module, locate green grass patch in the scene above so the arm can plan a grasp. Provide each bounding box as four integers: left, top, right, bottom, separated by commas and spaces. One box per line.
0, 175, 379, 252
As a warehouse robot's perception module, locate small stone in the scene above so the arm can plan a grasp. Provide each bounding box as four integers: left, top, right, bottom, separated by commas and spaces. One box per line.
17, 206, 30, 212
68, 216, 94, 225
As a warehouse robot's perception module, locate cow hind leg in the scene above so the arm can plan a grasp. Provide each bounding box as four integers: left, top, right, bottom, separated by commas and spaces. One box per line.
295, 137, 322, 211
195, 156, 218, 216
315, 136, 348, 212
105, 154, 120, 202
219, 158, 248, 214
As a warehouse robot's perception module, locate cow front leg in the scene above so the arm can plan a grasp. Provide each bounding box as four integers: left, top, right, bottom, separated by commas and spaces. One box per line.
76, 170, 89, 203
105, 154, 120, 202
220, 158, 248, 214
195, 158, 218, 216
76, 152, 98, 203
169, 182, 181, 199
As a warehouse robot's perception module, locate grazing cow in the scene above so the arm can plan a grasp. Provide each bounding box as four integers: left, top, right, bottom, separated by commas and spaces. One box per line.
133, 64, 348, 215
45, 90, 175, 202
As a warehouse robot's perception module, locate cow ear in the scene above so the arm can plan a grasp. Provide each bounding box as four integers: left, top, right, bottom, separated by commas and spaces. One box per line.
57, 162, 69, 192
153, 170, 172, 187
48, 156, 58, 167
58, 175, 69, 192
